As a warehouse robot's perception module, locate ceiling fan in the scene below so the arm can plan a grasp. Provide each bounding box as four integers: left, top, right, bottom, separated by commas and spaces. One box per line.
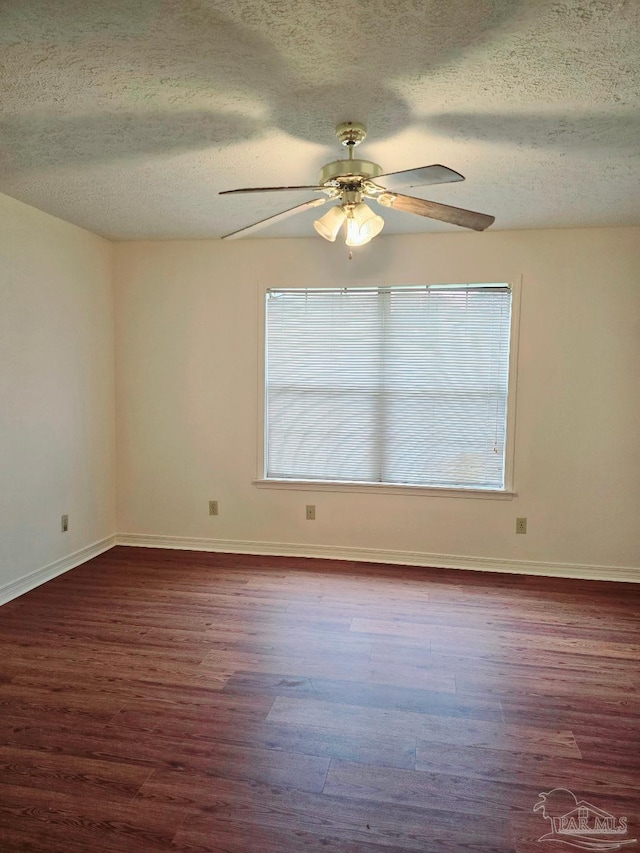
220, 121, 494, 246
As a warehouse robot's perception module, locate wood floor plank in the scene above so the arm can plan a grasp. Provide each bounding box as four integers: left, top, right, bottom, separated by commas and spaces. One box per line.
455, 661, 640, 698
156, 775, 514, 852
108, 693, 276, 737
173, 809, 513, 853
222, 670, 502, 720
0, 745, 152, 798
173, 813, 421, 853
267, 695, 579, 758
350, 616, 435, 640
323, 757, 539, 819
141, 744, 330, 794
255, 720, 418, 770
430, 626, 640, 660
0, 782, 185, 852
414, 741, 640, 798
418, 717, 582, 758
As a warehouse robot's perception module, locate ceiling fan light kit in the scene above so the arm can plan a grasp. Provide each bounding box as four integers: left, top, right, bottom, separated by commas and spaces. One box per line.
313, 204, 346, 242
344, 202, 385, 247
221, 121, 495, 244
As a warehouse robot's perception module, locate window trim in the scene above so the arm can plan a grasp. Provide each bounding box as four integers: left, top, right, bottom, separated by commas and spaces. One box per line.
253, 478, 517, 500
255, 278, 521, 499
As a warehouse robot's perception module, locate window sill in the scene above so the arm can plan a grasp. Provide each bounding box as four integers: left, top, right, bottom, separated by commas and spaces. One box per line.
253, 479, 516, 500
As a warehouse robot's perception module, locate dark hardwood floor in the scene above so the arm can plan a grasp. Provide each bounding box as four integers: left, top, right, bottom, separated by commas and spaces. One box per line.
1, 546, 639, 852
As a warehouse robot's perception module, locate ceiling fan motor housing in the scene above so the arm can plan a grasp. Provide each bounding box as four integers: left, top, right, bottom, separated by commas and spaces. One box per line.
319, 158, 383, 187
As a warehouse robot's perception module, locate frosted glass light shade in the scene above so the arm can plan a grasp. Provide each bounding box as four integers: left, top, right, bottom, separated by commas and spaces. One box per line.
345, 202, 385, 246
314, 205, 347, 241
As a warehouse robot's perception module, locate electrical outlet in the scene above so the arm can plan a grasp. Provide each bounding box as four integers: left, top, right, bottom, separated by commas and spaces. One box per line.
516, 517, 527, 534
61, 514, 69, 533
306, 504, 316, 520
209, 500, 218, 516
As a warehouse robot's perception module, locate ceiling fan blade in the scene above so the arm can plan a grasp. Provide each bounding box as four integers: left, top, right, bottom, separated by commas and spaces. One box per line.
380, 192, 494, 231
375, 164, 464, 191
220, 185, 326, 195
221, 197, 328, 240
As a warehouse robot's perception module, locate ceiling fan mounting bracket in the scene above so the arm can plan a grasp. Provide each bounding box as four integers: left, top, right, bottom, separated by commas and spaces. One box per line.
335, 121, 367, 148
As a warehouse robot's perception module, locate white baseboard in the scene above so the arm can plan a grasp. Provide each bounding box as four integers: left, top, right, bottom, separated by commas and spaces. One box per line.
116, 533, 640, 584
2, 534, 637, 604
0, 535, 117, 605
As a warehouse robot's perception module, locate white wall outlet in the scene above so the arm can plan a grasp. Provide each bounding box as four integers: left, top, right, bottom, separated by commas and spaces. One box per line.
516, 517, 527, 534
306, 504, 316, 520
209, 500, 218, 516
61, 514, 69, 532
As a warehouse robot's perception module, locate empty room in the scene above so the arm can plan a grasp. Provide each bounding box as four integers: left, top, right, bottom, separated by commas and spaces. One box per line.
1, 1, 640, 851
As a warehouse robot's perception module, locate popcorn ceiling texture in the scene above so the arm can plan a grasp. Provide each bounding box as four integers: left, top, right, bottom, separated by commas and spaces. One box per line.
0, 0, 638, 239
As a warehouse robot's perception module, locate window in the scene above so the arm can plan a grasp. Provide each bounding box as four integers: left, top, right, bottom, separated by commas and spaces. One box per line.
263, 284, 515, 493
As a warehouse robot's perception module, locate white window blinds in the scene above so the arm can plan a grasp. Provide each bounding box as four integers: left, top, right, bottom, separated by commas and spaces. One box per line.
265, 285, 512, 490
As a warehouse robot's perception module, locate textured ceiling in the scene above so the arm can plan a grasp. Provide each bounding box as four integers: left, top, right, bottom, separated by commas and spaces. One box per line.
1, 0, 639, 240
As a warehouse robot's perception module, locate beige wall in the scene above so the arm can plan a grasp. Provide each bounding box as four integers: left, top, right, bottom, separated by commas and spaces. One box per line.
114, 228, 640, 575
0, 193, 116, 595
2, 196, 637, 594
